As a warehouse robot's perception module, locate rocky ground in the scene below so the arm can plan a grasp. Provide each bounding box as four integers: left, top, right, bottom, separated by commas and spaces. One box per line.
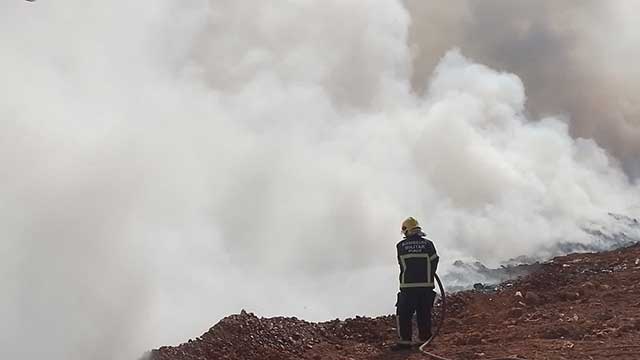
146, 243, 640, 360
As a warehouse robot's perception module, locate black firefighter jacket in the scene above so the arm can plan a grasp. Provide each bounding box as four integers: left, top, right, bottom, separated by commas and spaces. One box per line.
396, 232, 439, 289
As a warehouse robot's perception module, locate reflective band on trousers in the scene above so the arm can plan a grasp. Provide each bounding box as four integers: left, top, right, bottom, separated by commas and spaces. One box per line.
400, 282, 434, 288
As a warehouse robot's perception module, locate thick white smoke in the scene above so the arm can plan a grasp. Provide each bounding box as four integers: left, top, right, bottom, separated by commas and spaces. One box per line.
1, 1, 639, 359
405, 0, 640, 178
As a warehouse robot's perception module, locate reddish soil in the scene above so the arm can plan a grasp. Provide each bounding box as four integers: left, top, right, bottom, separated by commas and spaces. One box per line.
147, 243, 640, 360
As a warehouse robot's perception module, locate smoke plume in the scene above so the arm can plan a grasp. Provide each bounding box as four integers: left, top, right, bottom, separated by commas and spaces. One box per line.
1, 1, 638, 359
405, 0, 640, 177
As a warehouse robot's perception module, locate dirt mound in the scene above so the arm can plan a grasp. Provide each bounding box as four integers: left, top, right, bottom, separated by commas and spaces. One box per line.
147, 243, 640, 360
147, 311, 395, 360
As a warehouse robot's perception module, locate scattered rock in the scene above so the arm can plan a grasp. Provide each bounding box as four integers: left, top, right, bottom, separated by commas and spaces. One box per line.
541, 324, 584, 340
507, 307, 524, 319
525, 291, 541, 305
464, 332, 483, 345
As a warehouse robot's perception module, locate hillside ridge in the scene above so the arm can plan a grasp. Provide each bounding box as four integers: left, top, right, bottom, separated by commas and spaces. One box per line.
146, 243, 640, 360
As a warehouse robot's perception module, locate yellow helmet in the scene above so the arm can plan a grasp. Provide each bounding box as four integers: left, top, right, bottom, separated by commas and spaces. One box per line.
401, 217, 420, 235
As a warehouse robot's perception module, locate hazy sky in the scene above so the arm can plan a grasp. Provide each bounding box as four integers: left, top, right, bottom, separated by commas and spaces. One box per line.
1, 1, 639, 359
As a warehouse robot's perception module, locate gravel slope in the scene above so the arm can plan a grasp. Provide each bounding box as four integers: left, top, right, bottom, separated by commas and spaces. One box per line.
147, 243, 640, 360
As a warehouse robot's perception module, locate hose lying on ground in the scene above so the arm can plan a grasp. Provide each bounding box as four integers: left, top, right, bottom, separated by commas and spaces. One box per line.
418, 274, 528, 360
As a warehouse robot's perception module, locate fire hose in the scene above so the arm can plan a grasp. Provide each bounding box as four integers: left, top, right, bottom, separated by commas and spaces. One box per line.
417, 274, 528, 360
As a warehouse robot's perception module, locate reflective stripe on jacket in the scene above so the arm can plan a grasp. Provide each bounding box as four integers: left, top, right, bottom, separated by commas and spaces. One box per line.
396, 233, 439, 289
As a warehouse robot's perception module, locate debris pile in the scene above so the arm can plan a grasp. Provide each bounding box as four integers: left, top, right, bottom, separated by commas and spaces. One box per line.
147, 243, 640, 360
146, 312, 396, 360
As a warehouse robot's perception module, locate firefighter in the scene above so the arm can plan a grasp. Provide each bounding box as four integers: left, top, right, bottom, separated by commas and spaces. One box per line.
392, 217, 439, 351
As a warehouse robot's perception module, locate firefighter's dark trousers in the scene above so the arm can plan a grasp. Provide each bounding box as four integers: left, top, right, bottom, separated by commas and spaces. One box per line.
396, 288, 436, 343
